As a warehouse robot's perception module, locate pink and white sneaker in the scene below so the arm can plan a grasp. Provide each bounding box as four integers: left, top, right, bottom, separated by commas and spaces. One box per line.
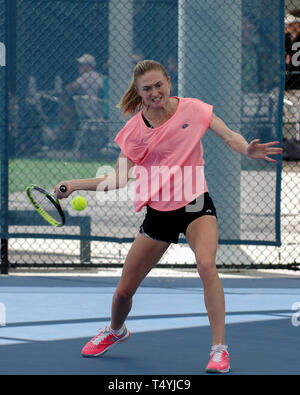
205, 344, 230, 373
81, 325, 130, 357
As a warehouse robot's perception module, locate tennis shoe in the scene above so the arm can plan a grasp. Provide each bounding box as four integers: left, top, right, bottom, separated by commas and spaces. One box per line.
81, 325, 130, 357
205, 344, 230, 373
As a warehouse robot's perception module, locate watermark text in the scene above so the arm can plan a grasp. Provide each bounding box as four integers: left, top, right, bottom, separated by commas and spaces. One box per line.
95, 159, 206, 212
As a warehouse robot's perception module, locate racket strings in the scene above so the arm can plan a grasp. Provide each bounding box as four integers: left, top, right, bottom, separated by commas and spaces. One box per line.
30, 189, 62, 224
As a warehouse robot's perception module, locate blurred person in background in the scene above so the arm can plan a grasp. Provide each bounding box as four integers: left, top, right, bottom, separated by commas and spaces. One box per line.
66, 53, 103, 97
61, 54, 103, 145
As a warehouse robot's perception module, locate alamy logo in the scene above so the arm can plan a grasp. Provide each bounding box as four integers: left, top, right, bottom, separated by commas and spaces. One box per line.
0, 302, 6, 326
95, 158, 206, 210
0, 42, 6, 67
291, 42, 300, 67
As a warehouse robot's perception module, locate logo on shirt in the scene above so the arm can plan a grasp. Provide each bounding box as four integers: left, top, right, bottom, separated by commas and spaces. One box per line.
182, 123, 189, 129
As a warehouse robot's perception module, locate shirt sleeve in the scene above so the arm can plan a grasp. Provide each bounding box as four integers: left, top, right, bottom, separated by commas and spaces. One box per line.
196, 99, 214, 133
114, 116, 144, 164
114, 127, 134, 162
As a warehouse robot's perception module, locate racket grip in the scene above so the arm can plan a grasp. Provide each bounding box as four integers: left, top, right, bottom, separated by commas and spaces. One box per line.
59, 185, 67, 193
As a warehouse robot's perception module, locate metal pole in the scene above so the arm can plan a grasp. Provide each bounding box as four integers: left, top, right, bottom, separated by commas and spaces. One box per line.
108, 0, 134, 127
0, 240, 8, 275
0, 0, 16, 274
178, 0, 242, 240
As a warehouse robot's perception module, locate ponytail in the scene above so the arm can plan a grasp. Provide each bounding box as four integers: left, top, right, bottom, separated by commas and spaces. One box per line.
118, 78, 143, 117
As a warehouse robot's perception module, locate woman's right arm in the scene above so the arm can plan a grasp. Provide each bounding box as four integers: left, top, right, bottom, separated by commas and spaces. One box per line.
54, 152, 135, 199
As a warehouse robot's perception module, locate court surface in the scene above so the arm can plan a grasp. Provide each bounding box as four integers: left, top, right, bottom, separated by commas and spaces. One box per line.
0, 270, 299, 375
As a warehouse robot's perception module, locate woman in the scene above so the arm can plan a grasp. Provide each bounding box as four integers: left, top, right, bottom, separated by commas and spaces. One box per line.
54, 60, 282, 373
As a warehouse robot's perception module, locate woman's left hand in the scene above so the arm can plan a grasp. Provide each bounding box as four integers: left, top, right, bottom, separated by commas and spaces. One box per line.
247, 139, 283, 163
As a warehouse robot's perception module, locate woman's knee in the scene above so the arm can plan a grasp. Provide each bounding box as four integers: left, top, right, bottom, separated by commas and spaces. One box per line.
114, 287, 135, 301
196, 255, 218, 280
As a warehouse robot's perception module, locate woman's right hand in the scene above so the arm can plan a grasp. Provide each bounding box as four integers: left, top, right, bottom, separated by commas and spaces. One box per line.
54, 181, 74, 199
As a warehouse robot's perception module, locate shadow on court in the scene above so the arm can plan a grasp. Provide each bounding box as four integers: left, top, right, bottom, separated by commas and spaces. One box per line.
0, 275, 299, 375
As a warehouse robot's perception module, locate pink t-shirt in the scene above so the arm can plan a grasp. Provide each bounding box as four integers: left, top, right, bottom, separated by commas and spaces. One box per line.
114, 97, 213, 212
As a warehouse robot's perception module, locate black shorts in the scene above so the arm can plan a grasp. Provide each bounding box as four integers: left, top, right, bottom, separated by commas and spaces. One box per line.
139, 192, 217, 244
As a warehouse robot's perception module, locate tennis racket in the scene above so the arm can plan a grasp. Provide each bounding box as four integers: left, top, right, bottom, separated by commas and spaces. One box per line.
25, 184, 68, 227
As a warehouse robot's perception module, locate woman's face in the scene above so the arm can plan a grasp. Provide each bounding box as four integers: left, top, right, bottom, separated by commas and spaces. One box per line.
136, 70, 170, 111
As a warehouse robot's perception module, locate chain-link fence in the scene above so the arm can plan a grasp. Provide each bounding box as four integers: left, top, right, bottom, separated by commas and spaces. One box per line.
0, 0, 299, 273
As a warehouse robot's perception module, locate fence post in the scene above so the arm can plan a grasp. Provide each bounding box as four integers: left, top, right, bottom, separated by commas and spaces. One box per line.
0, 0, 16, 275
0, 239, 8, 275
0, 35, 8, 273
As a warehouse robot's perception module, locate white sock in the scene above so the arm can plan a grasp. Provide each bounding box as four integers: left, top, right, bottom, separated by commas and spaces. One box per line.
212, 344, 228, 351
110, 324, 125, 335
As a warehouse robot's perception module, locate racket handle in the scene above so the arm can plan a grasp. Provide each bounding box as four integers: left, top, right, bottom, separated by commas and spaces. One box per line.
59, 185, 67, 193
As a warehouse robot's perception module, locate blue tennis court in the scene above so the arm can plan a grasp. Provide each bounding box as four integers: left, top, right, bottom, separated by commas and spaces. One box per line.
0, 272, 299, 376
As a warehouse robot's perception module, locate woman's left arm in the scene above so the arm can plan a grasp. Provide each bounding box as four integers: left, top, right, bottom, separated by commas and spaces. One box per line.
209, 113, 283, 163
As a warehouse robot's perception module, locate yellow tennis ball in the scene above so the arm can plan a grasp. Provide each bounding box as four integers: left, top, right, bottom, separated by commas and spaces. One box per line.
72, 196, 87, 211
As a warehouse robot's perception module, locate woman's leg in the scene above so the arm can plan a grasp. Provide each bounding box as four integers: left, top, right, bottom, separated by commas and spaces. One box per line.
185, 215, 225, 345
110, 233, 170, 330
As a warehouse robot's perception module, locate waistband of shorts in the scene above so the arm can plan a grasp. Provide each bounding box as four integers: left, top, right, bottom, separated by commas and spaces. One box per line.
146, 193, 209, 214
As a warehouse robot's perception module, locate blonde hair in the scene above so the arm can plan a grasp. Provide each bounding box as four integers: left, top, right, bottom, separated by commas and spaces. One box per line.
118, 60, 169, 116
